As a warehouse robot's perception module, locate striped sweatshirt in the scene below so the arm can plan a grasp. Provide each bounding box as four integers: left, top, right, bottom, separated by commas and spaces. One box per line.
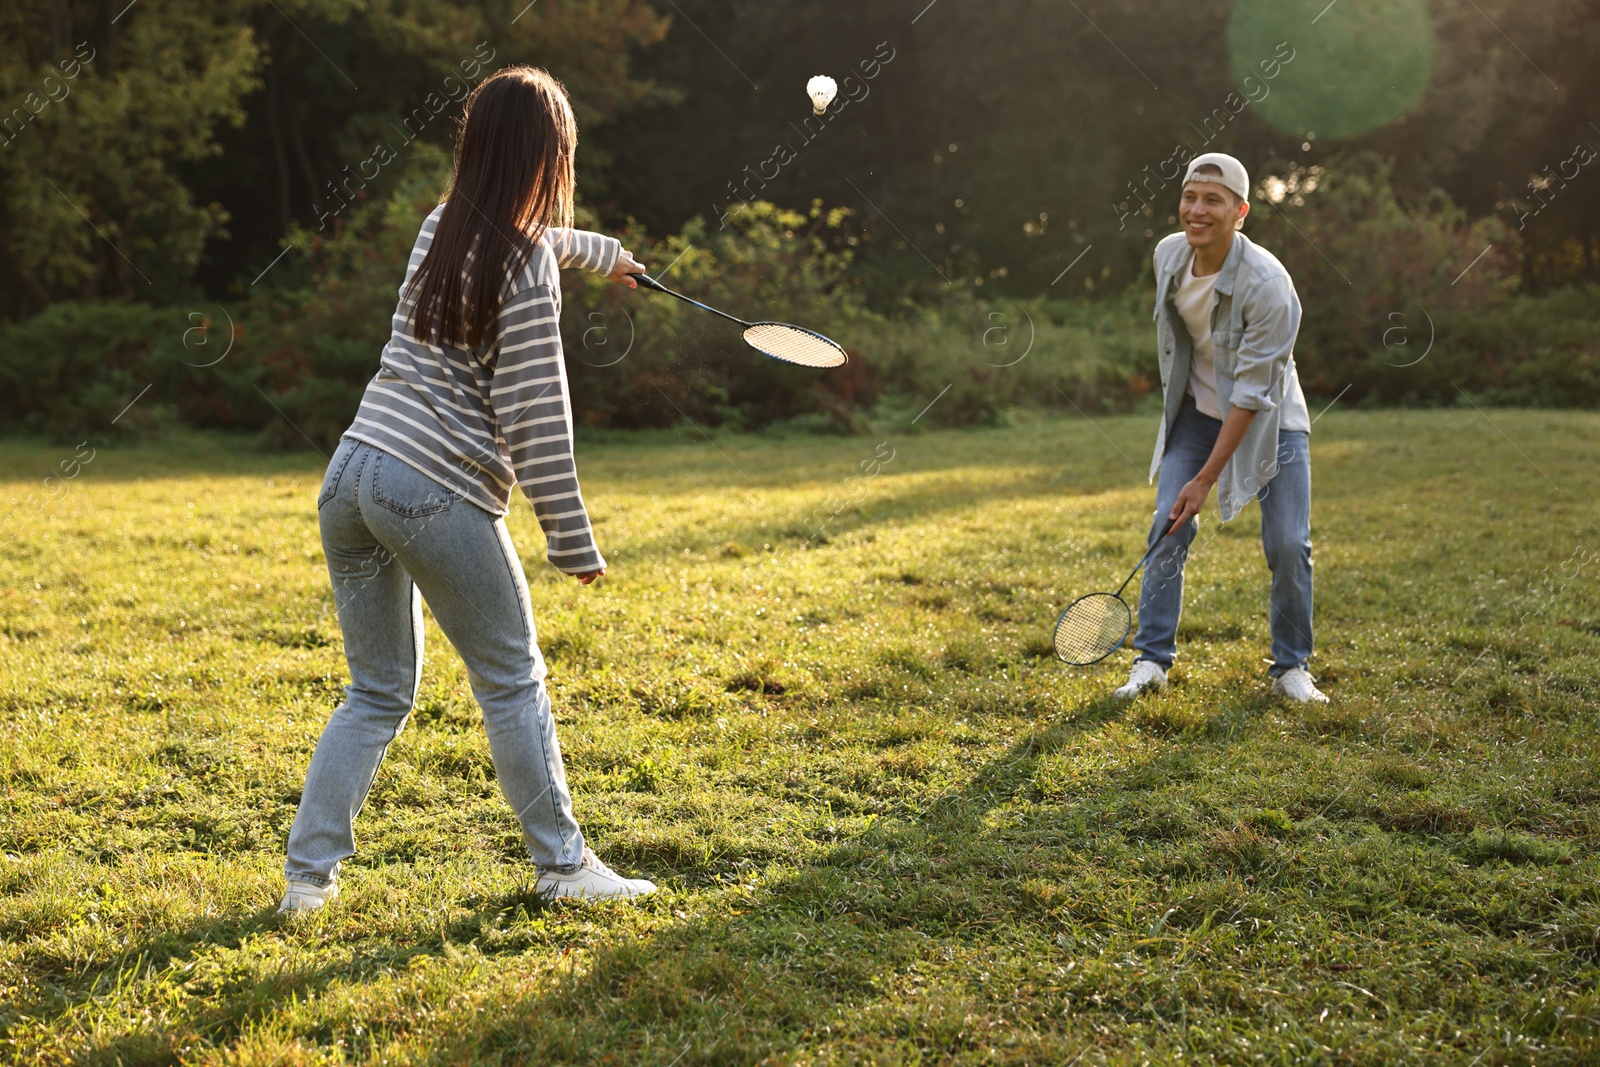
343, 202, 620, 575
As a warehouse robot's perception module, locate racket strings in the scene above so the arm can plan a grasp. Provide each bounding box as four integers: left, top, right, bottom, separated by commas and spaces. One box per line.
1053, 593, 1133, 665
742, 323, 847, 368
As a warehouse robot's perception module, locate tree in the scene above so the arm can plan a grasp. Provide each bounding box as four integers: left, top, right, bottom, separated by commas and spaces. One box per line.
593, 0, 1600, 300
0, 0, 262, 315
0, 0, 671, 319
189, 0, 670, 301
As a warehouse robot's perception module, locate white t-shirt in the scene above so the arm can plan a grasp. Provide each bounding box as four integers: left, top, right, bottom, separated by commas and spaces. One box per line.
1174, 252, 1222, 419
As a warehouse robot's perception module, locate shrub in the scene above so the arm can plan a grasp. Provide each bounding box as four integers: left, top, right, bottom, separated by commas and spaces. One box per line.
1376, 283, 1600, 408
7, 151, 1590, 451
0, 300, 168, 438
1245, 152, 1521, 401
845, 286, 1155, 429
561, 200, 881, 431
247, 150, 1156, 439
0, 297, 280, 441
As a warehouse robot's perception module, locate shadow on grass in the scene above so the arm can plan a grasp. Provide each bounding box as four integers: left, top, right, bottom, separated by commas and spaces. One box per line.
57, 680, 1277, 1063
53, 886, 577, 1066
402, 697, 1232, 1064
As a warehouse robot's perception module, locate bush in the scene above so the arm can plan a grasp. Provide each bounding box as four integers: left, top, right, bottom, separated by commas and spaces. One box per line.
1245, 152, 1522, 401
0, 297, 282, 442
6, 150, 1590, 451
0, 300, 169, 439
845, 287, 1156, 429
561, 200, 882, 431
1418, 283, 1600, 407
248, 148, 1158, 439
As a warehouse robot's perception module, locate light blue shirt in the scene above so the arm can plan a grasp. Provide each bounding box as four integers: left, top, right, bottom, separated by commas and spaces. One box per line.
1150, 230, 1311, 521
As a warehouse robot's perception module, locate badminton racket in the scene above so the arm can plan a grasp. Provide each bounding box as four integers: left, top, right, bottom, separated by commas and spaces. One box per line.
1053, 517, 1182, 666
633, 274, 848, 369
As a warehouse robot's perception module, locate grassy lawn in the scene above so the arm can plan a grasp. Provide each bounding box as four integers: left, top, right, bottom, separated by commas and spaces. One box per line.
1, 408, 1597, 1065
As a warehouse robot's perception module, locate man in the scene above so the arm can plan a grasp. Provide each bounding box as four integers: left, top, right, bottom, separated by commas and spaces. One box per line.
1113, 152, 1327, 703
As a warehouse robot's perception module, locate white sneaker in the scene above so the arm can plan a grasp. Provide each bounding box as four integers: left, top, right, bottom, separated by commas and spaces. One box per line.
277, 879, 339, 915
536, 848, 656, 901
1271, 667, 1329, 703
1112, 659, 1168, 700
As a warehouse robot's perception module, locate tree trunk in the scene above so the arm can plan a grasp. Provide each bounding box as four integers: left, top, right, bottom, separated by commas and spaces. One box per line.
113, 211, 134, 297
50, 0, 71, 55
285, 84, 321, 217
0, 230, 54, 313
266, 55, 292, 233
272, 6, 322, 220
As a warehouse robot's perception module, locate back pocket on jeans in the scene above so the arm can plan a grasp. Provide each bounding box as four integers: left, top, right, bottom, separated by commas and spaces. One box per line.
317, 439, 359, 509
370, 453, 458, 517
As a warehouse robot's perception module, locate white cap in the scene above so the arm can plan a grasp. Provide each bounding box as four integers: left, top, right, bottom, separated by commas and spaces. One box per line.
1183, 152, 1250, 202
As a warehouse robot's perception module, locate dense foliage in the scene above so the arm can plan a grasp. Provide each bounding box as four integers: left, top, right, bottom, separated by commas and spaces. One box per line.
0, 0, 668, 314
9, 147, 1595, 442
1, 1, 1597, 441
595, 0, 1600, 299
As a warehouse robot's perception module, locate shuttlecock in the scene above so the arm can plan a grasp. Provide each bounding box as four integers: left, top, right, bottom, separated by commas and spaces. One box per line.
806, 75, 837, 115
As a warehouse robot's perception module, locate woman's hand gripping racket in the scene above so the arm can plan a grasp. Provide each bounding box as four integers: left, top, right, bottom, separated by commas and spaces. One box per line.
633, 274, 848, 368
1052, 517, 1182, 666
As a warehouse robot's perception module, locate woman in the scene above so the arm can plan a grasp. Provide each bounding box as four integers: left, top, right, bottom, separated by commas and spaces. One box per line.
279, 66, 654, 914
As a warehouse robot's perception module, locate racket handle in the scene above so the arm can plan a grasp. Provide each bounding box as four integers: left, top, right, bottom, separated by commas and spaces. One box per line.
629, 273, 751, 329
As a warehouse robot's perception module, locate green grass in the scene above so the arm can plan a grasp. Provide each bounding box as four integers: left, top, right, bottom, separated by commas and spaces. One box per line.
1, 409, 1598, 1065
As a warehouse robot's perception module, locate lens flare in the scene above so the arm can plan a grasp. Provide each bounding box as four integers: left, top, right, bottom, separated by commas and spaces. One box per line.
1228, 0, 1433, 140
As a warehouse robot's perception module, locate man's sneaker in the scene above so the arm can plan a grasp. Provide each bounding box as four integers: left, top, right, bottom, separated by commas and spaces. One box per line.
1113, 659, 1168, 700
536, 848, 656, 901
278, 879, 339, 915
1271, 667, 1329, 703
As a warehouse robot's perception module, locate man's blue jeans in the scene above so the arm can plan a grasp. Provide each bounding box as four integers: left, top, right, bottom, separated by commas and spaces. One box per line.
1132, 398, 1314, 676
284, 439, 586, 886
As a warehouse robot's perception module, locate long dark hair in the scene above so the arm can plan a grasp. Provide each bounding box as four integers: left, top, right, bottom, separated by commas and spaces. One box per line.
404, 66, 577, 350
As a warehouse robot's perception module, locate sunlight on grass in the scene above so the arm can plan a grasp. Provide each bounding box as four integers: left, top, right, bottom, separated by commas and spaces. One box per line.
1, 410, 1597, 1064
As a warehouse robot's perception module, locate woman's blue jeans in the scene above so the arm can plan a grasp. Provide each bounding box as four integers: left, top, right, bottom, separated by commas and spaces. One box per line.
284, 439, 585, 886
1132, 399, 1314, 677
